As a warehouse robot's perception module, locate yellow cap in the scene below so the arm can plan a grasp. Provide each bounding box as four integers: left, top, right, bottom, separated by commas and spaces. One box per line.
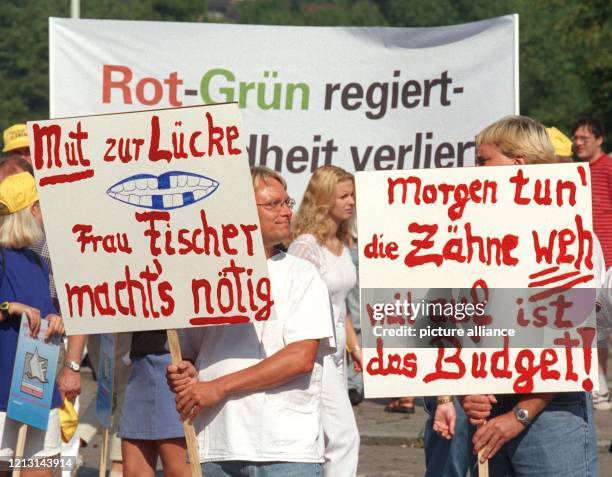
546, 127, 573, 157
2, 124, 29, 152
0, 172, 38, 214
59, 399, 79, 443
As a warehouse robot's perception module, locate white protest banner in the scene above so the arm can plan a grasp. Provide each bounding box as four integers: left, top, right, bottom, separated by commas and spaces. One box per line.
49, 15, 518, 200
356, 163, 599, 397
28, 103, 274, 335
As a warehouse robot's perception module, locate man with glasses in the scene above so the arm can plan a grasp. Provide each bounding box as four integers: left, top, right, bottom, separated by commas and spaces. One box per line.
167, 166, 335, 477
572, 116, 612, 411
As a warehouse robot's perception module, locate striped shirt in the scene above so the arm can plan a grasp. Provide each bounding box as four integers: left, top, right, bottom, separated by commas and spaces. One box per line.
590, 154, 612, 268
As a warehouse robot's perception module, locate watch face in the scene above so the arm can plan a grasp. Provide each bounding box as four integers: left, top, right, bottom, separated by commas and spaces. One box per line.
518, 409, 528, 419
67, 362, 80, 372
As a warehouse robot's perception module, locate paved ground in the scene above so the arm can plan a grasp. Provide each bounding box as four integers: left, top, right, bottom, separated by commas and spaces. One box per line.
74, 368, 612, 476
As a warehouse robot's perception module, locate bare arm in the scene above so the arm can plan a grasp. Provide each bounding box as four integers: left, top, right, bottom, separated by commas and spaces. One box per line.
58, 334, 87, 400
170, 339, 320, 421
345, 316, 362, 372
473, 393, 555, 462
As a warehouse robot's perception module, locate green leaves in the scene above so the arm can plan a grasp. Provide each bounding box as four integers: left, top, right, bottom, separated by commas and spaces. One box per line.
1, 0, 608, 145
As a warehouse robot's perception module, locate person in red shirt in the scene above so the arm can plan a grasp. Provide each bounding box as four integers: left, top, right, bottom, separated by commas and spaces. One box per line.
572, 116, 612, 410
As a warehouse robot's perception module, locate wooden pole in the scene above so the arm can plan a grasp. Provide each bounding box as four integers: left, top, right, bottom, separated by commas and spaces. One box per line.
167, 329, 203, 477
477, 423, 489, 477
99, 428, 109, 477
478, 453, 489, 477
12, 423, 28, 477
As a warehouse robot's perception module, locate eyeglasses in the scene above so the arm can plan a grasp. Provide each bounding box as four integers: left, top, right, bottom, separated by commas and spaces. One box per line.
256, 197, 295, 211
572, 135, 594, 143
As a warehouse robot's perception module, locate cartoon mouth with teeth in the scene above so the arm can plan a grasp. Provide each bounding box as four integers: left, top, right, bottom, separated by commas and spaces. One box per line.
106, 171, 219, 210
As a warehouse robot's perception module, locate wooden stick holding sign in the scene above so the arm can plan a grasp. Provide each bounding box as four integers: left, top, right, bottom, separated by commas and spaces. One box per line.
167, 329, 203, 477
478, 449, 489, 477
99, 428, 109, 477
12, 424, 28, 477
476, 420, 489, 477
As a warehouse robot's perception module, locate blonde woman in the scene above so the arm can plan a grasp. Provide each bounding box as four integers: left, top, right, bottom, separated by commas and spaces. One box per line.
0, 172, 64, 477
289, 165, 360, 476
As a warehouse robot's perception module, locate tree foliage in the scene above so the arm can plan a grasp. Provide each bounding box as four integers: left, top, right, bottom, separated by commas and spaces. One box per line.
0, 0, 608, 143
234, 0, 610, 140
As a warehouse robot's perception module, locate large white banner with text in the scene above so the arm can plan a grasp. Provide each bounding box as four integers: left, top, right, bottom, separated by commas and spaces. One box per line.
49, 15, 518, 200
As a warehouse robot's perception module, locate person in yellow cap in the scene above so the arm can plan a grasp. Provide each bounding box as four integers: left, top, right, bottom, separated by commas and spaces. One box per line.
0, 171, 65, 476
2, 123, 31, 163
546, 127, 573, 162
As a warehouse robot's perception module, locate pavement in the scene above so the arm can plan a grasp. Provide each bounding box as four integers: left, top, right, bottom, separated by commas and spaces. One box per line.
73, 367, 612, 477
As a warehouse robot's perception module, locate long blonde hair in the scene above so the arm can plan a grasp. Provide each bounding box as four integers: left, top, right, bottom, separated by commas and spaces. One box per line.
292, 165, 355, 244
476, 115, 556, 165
0, 203, 44, 249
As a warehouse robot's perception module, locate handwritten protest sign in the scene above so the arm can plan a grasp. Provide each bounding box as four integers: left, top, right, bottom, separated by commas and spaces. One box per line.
28, 103, 273, 335
8, 317, 61, 430
356, 163, 599, 397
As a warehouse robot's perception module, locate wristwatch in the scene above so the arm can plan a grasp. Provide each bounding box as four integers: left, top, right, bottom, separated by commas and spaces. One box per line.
65, 360, 81, 373
512, 405, 531, 426
0, 301, 10, 320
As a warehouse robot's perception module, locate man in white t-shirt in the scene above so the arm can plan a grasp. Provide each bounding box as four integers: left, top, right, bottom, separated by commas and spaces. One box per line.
167, 167, 335, 477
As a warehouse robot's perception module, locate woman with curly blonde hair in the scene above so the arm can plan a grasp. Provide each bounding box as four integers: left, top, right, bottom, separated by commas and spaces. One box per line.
289, 165, 360, 476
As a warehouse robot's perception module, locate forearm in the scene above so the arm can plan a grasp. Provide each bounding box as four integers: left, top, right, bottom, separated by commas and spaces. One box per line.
345, 317, 360, 351
65, 335, 87, 362
217, 339, 319, 398
515, 392, 556, 418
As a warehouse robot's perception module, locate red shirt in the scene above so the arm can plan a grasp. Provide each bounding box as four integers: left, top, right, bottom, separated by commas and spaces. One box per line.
590, 153, 612, 267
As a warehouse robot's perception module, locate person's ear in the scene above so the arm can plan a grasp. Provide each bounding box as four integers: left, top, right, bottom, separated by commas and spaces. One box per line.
30, 201, 42, 220
513, 157, 525, 165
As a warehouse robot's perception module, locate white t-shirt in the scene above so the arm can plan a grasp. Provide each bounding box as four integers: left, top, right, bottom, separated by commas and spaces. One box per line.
179, 251, 335, 463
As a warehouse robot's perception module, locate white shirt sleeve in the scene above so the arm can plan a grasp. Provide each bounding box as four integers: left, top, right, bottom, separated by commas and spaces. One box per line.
283, 262, 334, 346
288, 234, 325, 273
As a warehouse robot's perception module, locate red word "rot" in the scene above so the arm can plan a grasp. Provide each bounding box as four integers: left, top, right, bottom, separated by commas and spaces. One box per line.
102, 65, 183, 107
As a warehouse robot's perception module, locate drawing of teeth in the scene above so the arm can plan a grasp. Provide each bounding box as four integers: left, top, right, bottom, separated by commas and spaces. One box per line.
106, 171, 219, 210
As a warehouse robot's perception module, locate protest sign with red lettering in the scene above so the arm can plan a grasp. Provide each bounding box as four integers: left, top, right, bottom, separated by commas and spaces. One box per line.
356, 164, 600, 396
28, 104, 274, 335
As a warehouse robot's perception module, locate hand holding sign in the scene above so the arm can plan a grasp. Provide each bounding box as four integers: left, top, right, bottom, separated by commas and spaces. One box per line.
166, 360, 198, 394
7, 302, 41, 337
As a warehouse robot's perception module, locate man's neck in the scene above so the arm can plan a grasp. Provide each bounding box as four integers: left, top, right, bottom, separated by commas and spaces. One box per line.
264, 245, 278, 259
589, 149, 605, 164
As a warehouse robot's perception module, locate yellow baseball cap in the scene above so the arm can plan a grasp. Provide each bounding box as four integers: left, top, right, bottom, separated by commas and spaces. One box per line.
2, 123, 29, 152
546, 127, 573, 158
0, 172, 38, 214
